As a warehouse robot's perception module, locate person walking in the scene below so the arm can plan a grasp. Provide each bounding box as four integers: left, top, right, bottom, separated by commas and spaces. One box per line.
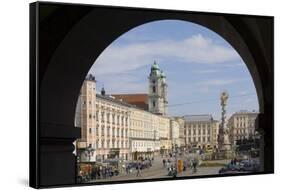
190, 159, 194, 174
136, 162, 141, 177
183, 159, 187, 171
234, 157, 237, 165
193, 159, 197, 173
163, 159, 166, 168
126, 165, 129, 175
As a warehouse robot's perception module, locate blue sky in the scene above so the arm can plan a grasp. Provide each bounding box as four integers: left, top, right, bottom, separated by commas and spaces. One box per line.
88, 20, 258, 120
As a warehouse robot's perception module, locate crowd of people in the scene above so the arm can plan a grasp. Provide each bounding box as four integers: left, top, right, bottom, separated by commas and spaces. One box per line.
162, 149, 201, 177
125, 157, 153, 177
78, 157, 154, 182
78, 149, 204, 183
78, 165, 120, 182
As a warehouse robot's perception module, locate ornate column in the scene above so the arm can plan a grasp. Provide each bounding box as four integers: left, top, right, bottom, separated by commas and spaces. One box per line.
218, 91, 232, 158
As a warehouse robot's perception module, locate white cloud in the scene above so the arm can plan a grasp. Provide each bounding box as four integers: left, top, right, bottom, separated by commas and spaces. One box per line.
192, 69, 220, 74
95, 73, 146, 94
89, 34, 241, 76
195, 79, 246, 94
197, 79, 242, 86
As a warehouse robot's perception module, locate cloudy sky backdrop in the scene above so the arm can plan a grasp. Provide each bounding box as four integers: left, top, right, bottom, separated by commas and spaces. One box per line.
88, 20, 258, 119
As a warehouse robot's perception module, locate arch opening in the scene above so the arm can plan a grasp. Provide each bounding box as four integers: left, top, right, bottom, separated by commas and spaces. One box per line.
74, 19, 263, 182
37, 6, 273, 186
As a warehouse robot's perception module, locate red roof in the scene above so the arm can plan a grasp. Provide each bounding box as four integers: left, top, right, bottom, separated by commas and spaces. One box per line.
111, 94, 148, 110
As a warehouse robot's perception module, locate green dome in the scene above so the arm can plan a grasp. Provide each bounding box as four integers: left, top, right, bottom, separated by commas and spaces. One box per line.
160, 70, 166, 78
151, 61, 159, 71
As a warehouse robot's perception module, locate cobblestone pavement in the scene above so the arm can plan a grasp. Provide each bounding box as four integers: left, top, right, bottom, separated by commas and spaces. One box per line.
88, 155, 231, 183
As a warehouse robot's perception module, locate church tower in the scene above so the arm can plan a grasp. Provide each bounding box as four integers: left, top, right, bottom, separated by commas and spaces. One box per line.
148, 61, 168, 115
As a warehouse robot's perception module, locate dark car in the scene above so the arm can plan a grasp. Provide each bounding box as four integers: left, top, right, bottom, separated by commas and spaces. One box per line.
219, 163, 241, 174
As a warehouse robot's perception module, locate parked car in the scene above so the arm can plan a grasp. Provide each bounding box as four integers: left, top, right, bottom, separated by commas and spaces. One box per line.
219, 163, 241, 173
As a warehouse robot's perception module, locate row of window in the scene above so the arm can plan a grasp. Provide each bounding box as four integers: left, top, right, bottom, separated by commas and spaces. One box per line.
131, 119, 153, 129
95, 111, 129, 126
132, 141, 158, 148
187, 136, 211, 143
91, 140, 129, 149
89, 127, 128, 137
234, 129, 255, 135
130, 130, 155, 139
187, 124, 211, 128
187, 128, 211, 135
235, 122, 254, 128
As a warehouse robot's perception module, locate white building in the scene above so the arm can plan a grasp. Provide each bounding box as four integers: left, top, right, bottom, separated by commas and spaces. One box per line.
75, 63, 172, 162
184, 114, 219, 149
170, 119, 180, 147
75, 75, 130, 161
130, 107, 160, 160
228, 110, 258, 145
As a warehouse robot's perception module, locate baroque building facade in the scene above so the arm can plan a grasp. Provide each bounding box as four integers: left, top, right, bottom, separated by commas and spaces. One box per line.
174, 117, 186, 147
75, 75, 131, 162
184, 115, 219, 149
169, 119, 180, 147
228, 110, 258, 145
75, 62, 223, 163
75, 62, 172, 162
148, 61, 168, 116
130, 107, 172, 160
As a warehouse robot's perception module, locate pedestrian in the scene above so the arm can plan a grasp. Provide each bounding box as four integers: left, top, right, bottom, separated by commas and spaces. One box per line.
190, 159, 194, 174
126, 165, 129, 175
193, 160, 197, 173
172, 165, 177, 178
109, 167, 113, 178
98, 166, 102, 179
234, 157, 237, 165
163, 159, 166, 167
102, 167, 106, 179
106, 167, 110, 178
136, 163, 141, 177
166, 162, 170, 168
168, 166, 172, 176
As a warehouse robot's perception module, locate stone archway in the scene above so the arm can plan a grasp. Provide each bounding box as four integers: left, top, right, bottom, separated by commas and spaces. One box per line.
31, 2, 273, 187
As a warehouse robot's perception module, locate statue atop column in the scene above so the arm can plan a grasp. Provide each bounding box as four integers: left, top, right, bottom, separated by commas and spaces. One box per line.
218, 90, 232, 158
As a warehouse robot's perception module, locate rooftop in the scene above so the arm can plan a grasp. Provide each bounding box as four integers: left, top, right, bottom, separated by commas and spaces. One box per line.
233, 110, 259, 115
96, 94, 133, 107
111, 94, 148, 110
183, 114, 214, 122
